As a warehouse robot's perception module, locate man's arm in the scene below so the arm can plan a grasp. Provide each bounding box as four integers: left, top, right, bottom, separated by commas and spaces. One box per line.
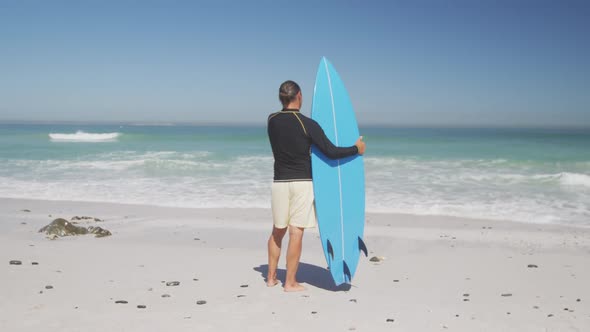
307, 119, 365, 159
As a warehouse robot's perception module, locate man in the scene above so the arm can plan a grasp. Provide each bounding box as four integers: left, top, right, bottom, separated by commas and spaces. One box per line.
266, 80, 366, 292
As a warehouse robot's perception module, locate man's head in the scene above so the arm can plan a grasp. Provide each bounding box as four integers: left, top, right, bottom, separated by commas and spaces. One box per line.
279, 80, 302, 108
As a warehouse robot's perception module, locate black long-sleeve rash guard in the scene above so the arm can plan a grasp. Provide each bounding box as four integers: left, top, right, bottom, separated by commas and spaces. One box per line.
267, 108, 359, 182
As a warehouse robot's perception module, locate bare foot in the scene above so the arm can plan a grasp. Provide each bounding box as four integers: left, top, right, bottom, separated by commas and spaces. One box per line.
284, 282, 306, 292
266, 279, 279, 287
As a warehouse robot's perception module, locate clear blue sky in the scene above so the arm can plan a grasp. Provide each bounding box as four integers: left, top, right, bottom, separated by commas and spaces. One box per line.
1, 0, 588, 126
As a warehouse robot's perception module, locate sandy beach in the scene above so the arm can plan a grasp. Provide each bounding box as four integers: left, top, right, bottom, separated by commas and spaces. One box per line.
1, 197, 589, 331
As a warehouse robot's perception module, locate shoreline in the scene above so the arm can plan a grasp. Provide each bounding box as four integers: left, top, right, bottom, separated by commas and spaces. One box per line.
2, 197, 589, 331
1, 196, 588, 230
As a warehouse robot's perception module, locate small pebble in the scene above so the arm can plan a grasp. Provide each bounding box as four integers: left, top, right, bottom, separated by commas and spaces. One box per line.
161, 294, 171, 298
196, 300, 207, 305
311, 311, 317, 314
386, 318, 394, 322
166, 281, 180, 286
193, 278, 199, 281
455, 314, 459, 317
533, 306, 539, 309
577, 298, 581, 302
548, 314, 554, 317
45, 285, 53, 289
369, 256, 383, 262
501, 293, 512, 297
237, 295, 246, 298
507, 312, 511, 315
240, 284, 248, 288
463, 299, 470, 302
349, 299, 357, 303
115, 300, 128, 304
9, 260, 22, 265
137, 305, 147, 309
527, 264, 538, 268
393, 280, 399, 282
463, 293, 470, 297
22, 209, 31, 212
21, 222, 27, 225
194, 238, 200, 241
32, 262, 39, 265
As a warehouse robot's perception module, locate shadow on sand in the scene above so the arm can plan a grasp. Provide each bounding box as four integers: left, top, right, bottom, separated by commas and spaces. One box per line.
254, 262, 352, 292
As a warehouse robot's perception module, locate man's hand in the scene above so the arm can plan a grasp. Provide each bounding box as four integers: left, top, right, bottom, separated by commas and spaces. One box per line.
355, 136, 366, 155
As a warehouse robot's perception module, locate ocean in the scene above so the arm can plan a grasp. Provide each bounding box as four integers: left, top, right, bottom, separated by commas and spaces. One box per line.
1, 123, 589, 226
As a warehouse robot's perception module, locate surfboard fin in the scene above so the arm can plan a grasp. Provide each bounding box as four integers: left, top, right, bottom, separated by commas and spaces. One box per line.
327, 239, 334, 261
358, 237, 368, 257
343, 261, 352, 283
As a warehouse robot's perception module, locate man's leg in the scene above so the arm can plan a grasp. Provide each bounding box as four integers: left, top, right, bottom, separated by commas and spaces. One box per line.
267, 226, 287, 287
284, 225, 306, 292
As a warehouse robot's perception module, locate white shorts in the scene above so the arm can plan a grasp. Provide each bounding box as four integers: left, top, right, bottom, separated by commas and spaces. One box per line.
271, 181, 317, 229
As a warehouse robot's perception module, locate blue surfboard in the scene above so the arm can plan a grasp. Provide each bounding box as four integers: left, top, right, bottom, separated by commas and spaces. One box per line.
311, 57, 367, 286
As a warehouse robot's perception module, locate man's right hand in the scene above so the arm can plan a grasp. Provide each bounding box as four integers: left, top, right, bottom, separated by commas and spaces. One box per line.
355, 136, 366, 155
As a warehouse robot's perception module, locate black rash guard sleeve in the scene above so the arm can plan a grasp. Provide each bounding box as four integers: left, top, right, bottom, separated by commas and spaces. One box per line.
305, 118, 359, 159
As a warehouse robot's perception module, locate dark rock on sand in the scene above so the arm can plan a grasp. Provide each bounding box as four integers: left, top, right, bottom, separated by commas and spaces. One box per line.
240, 284, 248, 288
22, 209, 31, 212
161, 294, 171, 298
196, 300, 207, 305
87, 226, 111, 238
39, 218, 88, 236
39, 218, 111, 238
32, 262, 39, 265
577, 298, 581, 302
548, 314, 554, 317
45, 285, 53, 289
166, 281, 180, 287
71, 216, 102, 223
115, 300, 128, 304
369, 256, 383, 262
137, 305, 147, 309
350, 299, 357, 303
311, 311, 317, 314
527, 264, 538, 268
386, 318, 395, 322
9, 260, 22, 265
501, 293, 513, 297
237, 295, 246, 298
463, 294, 470, 297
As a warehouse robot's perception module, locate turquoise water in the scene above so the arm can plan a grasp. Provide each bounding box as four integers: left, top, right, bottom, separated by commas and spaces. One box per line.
1, 123, 589, 225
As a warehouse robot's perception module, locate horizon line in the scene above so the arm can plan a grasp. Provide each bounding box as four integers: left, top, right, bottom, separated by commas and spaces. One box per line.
1, 119, 589, 130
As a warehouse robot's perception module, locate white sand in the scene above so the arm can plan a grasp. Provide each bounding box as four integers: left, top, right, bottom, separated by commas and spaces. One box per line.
1, 197, 589, 331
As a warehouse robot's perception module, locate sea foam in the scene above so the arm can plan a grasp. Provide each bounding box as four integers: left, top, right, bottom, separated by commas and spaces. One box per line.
49, 131, 121, 142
